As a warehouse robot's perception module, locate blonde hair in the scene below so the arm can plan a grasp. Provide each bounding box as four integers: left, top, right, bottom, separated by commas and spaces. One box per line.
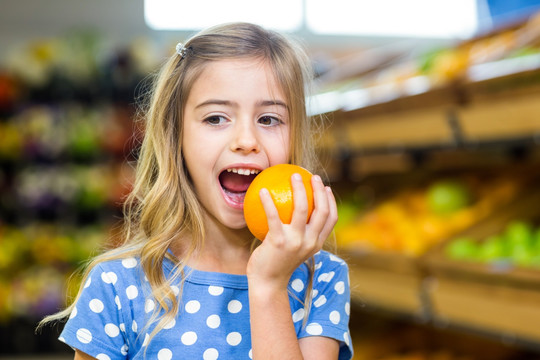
39, 22, 322, 346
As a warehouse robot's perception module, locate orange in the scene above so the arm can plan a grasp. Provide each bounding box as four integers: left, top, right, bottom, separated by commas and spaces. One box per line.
244, 164, 314, 240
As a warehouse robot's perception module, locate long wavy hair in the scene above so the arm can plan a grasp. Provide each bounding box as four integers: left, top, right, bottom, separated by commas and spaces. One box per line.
39, 22, 323, 346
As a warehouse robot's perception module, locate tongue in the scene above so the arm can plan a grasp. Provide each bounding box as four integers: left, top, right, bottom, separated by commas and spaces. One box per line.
219, 172, 256, 192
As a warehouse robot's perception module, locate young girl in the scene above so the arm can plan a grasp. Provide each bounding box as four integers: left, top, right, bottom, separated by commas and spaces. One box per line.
41, 22, 353, 360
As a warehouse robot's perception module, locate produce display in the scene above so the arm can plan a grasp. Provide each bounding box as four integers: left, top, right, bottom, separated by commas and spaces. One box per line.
445, 220, 540, 268
336, 174, 521, 256
0, 32, 153, 323
0, 223, 113, 321
315, 10, 540, 112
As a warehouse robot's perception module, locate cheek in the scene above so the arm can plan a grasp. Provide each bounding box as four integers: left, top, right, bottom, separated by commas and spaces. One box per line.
265, 129, 291, 164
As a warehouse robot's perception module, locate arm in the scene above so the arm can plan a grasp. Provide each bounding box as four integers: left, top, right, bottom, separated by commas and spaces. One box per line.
249, 281, 340, 359
247, 174, 339, 359
75, 350, 97, 360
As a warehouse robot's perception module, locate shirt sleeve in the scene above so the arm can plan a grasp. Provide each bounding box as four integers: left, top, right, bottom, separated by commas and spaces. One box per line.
298, 253, 353, 360
59, 263, 129, 359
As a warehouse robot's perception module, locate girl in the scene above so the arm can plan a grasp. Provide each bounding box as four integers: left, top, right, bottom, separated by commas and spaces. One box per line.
41, 22, 353, 359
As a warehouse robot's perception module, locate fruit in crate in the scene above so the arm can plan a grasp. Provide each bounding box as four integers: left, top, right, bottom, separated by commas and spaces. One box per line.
336, 176, 518, 256
427, 180, 471, 215
444, 220, 540, 268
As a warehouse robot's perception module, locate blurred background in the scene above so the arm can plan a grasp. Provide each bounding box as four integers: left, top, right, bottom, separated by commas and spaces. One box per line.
2, 0, 540, 359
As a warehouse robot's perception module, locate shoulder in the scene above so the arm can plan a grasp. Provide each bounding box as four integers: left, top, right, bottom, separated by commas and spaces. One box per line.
83, 256, 145, 291
314, 250, 348, 267
313, 250, 349, 275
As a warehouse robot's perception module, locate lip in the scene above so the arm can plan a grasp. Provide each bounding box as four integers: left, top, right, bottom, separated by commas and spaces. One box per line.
218, 163, 264, 210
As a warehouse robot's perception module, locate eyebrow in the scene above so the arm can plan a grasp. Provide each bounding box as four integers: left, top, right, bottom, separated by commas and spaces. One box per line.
195, 99, 288, 110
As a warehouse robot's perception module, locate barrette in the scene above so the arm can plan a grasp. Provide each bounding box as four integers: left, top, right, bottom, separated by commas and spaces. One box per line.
176, 42, 188, 58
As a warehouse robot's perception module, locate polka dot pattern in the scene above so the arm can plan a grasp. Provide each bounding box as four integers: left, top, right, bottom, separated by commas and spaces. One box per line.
58, 251, 353, 359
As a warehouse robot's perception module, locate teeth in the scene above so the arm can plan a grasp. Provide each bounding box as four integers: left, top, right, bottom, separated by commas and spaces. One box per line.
226, 168, 260, 176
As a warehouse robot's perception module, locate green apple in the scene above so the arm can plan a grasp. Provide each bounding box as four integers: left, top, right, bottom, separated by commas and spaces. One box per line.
427, 180, 471, 215
479, 235, 507, 262
445, 237, 479, 261
505, 220, 533, 247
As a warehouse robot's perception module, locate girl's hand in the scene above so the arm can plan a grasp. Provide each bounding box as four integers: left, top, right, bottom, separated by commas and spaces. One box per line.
246, 173, 338, 289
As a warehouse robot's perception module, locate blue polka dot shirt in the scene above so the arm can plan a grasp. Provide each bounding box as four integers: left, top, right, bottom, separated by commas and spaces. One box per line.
59, 250, 353, 359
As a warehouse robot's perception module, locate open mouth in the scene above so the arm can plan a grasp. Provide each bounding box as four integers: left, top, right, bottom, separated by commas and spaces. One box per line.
219, 167, 261, 208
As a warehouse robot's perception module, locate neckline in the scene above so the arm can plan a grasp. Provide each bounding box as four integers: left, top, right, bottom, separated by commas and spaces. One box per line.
164, 252, 249, 289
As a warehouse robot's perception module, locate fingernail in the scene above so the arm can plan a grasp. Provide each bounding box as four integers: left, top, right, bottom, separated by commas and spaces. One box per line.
292, 173, 302, 181
313, 175, 321, 182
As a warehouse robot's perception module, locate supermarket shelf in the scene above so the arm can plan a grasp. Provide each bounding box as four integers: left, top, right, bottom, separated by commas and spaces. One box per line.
345, 188, 540, 351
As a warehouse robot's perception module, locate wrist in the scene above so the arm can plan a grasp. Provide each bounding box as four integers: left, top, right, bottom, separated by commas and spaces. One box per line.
247, 275, 289, 299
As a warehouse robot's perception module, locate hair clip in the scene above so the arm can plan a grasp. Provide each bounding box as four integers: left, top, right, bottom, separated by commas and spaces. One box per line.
176, 42, 188, 59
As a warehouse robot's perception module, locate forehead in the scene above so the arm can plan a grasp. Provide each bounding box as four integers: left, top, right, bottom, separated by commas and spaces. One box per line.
187, 58, 287, 105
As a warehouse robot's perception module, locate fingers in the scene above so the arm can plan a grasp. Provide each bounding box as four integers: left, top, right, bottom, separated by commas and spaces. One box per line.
259, 188, 282, 240
260, 173, 338, 248
306, 175, 333, 244
290, 173, 309, 229
319, 186, 338, 242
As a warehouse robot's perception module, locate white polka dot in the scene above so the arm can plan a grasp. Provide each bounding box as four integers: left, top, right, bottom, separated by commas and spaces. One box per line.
143, 333, 150, 346
122, 257, 137, 268
345, 302, 350, 316
145, 299, 155, 313
311, 289, 319, 298
306, 323, 323, 335
69, 307, 77, 319
207, 314, 221, 329
121, 344, 129, 355
291, 279, 304, 292
208, 285, 224, 296
126, 285, 138, 300
329, 311, 340, 324
334, 281, 345, 294
59, 336, 65, 343
318, 271, 335, 282
227, 300, 242, 313
249, 349, 253, 359
76, 328, 92, 344
315, 261, 322, 270
329, 254, 342, 262
157, 348, 172, 360
185, 300, 201, 313
181, 331, 197, 345
226, 332, 242, 346
115, 295, 121, 310
132, 320, 138, 333
171, 286, 180, 296
96, 354, 111, 360
203, 348, 219, 360
89, 299, 104, 313
101, 271, 117, 285
119, 323, 126, 332
164, 318, 176, 329
84, 276, 92, 288
292, 308, 305, 323
314, 295, 327, 308
343, 331, 350, 346
105, 323, 120, 338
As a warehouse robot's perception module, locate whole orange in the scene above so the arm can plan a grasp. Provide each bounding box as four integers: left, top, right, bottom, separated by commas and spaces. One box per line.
244, 164, 314, 240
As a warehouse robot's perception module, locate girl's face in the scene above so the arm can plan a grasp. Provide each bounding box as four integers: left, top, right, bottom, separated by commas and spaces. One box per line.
182, 58, 290, 231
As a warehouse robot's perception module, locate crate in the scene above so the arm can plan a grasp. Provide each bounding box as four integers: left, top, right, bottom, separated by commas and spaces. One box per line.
423, 188, 540, 342
344, 249, 426, 317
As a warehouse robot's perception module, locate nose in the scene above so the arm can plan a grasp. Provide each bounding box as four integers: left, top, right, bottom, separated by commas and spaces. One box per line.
230, 120, 260, 154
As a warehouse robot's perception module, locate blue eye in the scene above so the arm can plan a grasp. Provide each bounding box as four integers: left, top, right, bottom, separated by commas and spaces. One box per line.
258, 116, 280, 126
204, 115, 227, 125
